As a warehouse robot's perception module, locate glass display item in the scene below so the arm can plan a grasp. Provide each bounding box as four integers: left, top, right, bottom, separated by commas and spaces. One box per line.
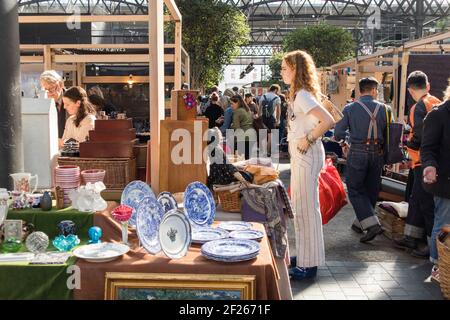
25, 231, 49, 253
57, 220, 76, 236
88, 226, 103, 244
111, 205, 133, 246
52, 235, 80, 252
2, 237, 22, 253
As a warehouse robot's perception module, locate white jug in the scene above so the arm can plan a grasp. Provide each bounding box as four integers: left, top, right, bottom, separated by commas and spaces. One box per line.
0, 188, 8, 226
9, 173, 38, 193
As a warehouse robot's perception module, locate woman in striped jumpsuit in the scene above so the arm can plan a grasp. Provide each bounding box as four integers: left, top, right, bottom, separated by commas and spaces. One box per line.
281, 51, 335, 280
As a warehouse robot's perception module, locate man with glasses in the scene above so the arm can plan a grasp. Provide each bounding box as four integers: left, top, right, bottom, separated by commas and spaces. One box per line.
40, 70, 66, 139
334, 77, 390, 242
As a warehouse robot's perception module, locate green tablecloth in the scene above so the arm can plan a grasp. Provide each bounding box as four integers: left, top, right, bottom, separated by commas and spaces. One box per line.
0, 257, 77, 300
6, 204, 94, 241
0, 204, 94, 299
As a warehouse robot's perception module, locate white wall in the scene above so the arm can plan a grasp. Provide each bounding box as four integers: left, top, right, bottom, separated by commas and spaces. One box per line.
219, 64, 266, 91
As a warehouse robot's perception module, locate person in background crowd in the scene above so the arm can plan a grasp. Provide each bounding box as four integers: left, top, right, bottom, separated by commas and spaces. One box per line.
245, 93, 259, 117
40, 70, 66, 139
203, 92, 224, 129
88, 94, 117, 116
59, 86, 97, 149
279, 93, 288, 142
394, 71, 441, 258
281, 50, 335, 280
259, 84, 282, 154
232, 86, 240, 96
230, 95, 255, 160
221, 88, 234, 111
335, 77, 390, 243
421, 80, 450, 284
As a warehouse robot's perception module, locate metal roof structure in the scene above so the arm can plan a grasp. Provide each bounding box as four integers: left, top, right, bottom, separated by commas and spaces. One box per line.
18, 0, 450, 62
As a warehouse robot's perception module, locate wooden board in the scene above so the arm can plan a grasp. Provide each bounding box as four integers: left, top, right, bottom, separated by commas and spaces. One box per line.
170, 90, 200, 121
159, 119, 208, 193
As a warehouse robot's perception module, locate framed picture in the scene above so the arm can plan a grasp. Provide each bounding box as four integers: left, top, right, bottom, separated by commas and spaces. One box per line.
3, 220, 23, 241
105, 273, 256, 300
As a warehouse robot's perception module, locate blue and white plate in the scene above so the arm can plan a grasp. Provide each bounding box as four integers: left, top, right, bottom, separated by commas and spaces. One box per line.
201, 239, 260, 261
121, 180, 156, 227
229, 229, 264, 241
192, 227, 229, 244
217, 221, 252, 232
202, 252, 259, 263
157, 191, 178, 213
158, 209, 191, 259
184, 182, 216, 227
136, 196, 165, 255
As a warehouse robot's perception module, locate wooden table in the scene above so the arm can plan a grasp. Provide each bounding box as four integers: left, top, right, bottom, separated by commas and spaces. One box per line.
73, 203, 282, 300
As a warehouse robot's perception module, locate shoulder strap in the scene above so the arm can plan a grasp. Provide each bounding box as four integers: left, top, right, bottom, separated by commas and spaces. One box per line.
356, 100, 381, 141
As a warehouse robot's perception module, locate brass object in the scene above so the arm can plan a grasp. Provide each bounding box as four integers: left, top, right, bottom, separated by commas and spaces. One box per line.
55, 186, 65, 209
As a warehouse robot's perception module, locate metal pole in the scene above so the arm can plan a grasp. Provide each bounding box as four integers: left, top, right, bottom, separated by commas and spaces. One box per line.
0, 0, 23, 189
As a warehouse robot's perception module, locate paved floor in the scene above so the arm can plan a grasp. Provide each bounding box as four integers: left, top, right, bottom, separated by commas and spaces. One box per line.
276, 157, 445, 300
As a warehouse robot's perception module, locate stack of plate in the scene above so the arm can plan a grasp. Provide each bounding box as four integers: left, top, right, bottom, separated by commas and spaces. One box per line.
201, 239, 260, 263
217, 221, 252, 232
192, 227, 229, 244
229, 229, 264, 241
55, 165, 81, 206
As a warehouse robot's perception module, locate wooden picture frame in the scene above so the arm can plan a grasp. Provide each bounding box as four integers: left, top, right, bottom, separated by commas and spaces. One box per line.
105, 273, 256, 300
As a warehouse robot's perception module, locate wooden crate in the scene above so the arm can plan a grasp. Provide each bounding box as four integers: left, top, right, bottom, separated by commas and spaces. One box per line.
79, 140, 138, 158
376, 206, 405, 240
171, 90, 200, 121
57, 157, 136, 190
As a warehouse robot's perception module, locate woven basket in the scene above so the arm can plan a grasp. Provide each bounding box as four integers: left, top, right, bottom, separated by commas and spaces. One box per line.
376, 206, 405, 240
58, 157, 136, 190
437, 234, 450, 299
217, 189, 241, 213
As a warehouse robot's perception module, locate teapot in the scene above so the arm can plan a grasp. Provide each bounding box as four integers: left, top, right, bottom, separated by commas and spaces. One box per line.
9, 173, 38, 193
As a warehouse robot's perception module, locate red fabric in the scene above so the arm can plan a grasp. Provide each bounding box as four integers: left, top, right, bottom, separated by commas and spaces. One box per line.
287, 159, 347, 225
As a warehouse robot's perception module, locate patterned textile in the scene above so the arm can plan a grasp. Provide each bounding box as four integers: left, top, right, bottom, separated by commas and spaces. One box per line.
241, 182, 293, 258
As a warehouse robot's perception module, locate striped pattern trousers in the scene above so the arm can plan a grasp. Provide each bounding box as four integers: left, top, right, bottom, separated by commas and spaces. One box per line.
289, 138, 326, 267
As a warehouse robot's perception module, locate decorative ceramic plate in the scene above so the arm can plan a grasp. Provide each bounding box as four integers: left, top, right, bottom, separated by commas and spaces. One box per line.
201, 239, 260, 261
73, 243, 129, 263
157, 191, 178, 213
229, 229, 264, 241
201, 252, 259, 263
136, 196, 165, 255
158, 209, 191, 259
184, 181, 215, 227
217, 221, 252, 232
121, 180, 156, 227
191, 227, 229, 244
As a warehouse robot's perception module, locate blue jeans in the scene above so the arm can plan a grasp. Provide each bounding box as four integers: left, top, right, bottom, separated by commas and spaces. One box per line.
430, 196, 450, 264
346, 144, 384, 230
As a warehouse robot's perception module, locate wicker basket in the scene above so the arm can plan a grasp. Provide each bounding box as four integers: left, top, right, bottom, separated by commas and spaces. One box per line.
375, 206, 405, 240
57, 157, 136, 190
216, 189, 241, 213
437, 234, 450, 299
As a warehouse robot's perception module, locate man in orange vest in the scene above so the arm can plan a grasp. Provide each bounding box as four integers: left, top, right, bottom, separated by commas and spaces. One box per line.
394, 71, 441, 258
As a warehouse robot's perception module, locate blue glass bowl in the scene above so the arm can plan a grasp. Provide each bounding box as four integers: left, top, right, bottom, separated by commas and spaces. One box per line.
52, 235, 80, 252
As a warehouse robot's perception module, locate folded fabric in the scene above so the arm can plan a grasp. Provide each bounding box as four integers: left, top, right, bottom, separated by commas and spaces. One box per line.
244, 165, 279, 185
379, 201, 409, 218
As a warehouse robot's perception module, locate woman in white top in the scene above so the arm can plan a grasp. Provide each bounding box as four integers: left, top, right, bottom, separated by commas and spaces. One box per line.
59, 86, 97, 149
281, 50, 335, 280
